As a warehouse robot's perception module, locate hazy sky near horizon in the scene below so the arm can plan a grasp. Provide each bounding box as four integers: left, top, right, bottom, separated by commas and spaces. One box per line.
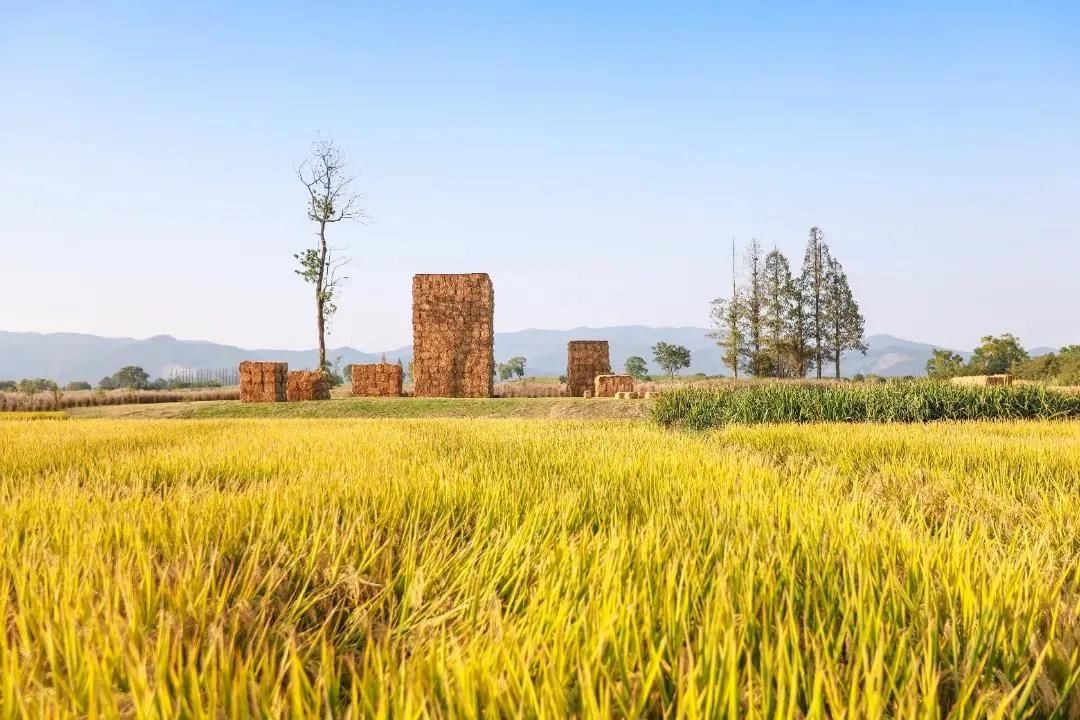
2, 1, 1078, 352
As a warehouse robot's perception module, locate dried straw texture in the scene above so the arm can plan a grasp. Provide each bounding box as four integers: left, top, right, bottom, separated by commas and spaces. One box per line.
351, 363, 403, 397
595, 374, 634, 398
239, 361, 287, 403
286, 371, 330, 402
412, 273, 494, 398
951, 374, 1014, 387
566, 341, 610, 398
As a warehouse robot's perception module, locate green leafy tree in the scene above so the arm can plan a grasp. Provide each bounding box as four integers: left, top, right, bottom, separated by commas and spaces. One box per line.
497, 363, 513, 381
822, 257, 867, 378
0, 380, 17, 392
967, 334, 1028, 375
296, 139, 366, 371
17, 378, 58, 395
624, 356, 649, 380
65, 381, 92, 391
800, 226, 832, 379
506, 357, 526, 379
109, 366, 151, 389
925, 349, 965, 380
652, 342, 692, 379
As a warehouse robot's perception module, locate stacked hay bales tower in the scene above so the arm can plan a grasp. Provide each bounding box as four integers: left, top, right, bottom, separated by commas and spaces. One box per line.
566, 341, 610, 398
351, 363, 404, 397
412, 273, 494, 398
239, 361, 287, 403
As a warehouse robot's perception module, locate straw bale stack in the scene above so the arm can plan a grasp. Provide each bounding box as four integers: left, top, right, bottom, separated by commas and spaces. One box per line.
239, 361, 287, 403
286, 370, 330, 401
594, 374, 634, 398
614, 391, 640, 400
412, 273, 494, 398
566, 341, 610, 398
351, 363, 403, 397
951, 374, 1014, 387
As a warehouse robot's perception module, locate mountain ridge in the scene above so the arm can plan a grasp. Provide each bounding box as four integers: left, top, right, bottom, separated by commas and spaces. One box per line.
0, 328, 1058, 384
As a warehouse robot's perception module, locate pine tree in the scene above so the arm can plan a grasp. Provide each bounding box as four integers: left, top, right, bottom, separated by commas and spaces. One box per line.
762, 248, 796, 377
787, 276, 812, 378
709, 239, 745, 378
822, 256, 868, 378
741, 239, 768, 376
800, 226, 832, 379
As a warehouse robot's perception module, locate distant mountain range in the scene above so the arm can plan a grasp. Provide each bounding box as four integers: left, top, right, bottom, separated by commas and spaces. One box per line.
0, 328, 1058, 384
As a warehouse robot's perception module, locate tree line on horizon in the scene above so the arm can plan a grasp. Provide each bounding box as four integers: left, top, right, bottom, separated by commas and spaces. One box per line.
710, 227, 868, 380
927, 335, 1080, 385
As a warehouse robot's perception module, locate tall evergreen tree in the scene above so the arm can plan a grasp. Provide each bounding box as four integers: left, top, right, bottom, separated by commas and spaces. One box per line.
800, 226, 832, 379
822, 257, 868, 377
787, 276, 813, 378
741, 239, 769, 376
709, 239, 745, 378
762, 248, 796, 377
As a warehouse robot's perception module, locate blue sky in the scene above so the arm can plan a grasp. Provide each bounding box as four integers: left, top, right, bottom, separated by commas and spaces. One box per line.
2, 1, 1077, 352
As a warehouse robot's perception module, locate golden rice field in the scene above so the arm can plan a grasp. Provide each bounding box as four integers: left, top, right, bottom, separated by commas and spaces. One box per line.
2, 417, 1080, 718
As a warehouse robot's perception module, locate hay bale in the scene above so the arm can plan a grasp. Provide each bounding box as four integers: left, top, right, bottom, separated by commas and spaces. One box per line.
412, 273, 494, 397
286, 370, 330, 401
351, 363, 403, 397
239, 361, 287, 403
614, 391, 640, 399
643, 391, 660, 400
595, 374, 634, 398
567, 341, 610, 398
950, 374, 1014, 387
582, 390, 593, 399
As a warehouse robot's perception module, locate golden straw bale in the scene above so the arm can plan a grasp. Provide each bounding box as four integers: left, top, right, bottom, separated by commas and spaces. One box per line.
594, 374, 634, 398
239, 361, 287, 403
351, 363, 403, 397
286, 370, 330, 401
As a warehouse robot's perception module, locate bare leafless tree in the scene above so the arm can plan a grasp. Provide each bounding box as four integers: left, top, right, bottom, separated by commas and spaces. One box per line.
296, 139, 366, 371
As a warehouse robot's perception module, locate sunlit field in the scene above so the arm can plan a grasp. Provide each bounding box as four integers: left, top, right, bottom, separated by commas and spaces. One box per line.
2, 417, 1080, 717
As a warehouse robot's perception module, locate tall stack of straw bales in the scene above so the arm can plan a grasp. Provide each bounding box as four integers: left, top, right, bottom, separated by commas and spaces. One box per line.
239, 361, 287, 403
412, 273, 494, 398
351, 363, 403, 397
286, 370, 330, 401
594, 374, 634, 397
566, 341, 610, 398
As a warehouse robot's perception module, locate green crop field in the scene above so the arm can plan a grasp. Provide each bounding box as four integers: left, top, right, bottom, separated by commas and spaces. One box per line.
3, 415, 1080, 717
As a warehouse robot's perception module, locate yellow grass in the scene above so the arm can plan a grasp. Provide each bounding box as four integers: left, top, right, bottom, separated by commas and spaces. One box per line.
2, 418, 1080, 716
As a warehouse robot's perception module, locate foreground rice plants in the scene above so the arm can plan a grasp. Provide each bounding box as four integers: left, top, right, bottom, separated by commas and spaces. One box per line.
652, 381, 1080, 429
2, 418, 1080, 717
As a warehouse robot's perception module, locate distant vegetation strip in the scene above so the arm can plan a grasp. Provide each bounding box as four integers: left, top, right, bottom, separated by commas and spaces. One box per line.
0, 388, 240, 413
651, 381, 1080, 429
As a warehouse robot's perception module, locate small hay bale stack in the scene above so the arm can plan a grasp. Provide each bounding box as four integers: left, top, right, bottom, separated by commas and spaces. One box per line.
412, 273, 494, 398
951, 374, 1014, 387
595, 374, 634, 398
351, 363, 403, 397
286, 370, 330, 401
614, 391, 640, 400
643, 391, 660, 400
566, 341, 610, 398
239, 361, 287, 403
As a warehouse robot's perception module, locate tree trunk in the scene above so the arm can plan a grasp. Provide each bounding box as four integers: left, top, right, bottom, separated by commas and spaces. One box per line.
316, 221, 328, 371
